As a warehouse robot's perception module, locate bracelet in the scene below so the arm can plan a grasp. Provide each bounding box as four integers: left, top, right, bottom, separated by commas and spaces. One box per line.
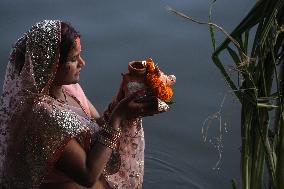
96, 134, 118, 150
99, 130, 121, 142
98, 117, 122, 138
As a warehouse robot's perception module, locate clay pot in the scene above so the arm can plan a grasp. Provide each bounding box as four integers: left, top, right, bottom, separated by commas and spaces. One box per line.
121, 61, 148, 97
128, 61, 147, 76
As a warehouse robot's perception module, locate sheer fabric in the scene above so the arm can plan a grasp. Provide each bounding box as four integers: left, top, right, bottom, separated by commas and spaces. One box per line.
63, 83, 91, 117
0, 20, 97, 189
104, 63, 172, 189
0, 20, 147, 189
43, 102, 99, 184
103, 76, 147, 189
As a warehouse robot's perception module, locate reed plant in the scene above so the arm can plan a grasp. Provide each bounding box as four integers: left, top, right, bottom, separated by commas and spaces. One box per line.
169, 0, 284, 188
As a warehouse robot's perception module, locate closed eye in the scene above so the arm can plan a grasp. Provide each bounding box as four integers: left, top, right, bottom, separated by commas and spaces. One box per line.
69, 54, 80, 62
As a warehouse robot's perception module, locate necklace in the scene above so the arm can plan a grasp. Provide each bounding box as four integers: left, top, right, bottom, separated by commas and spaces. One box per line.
62, 88, 68, 103
50, 88, 89, 117
63, 89, 89, 116
49, 88, 68, 103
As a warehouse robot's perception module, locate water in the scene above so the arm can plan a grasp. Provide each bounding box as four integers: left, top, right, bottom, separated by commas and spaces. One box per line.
0, 0, 254, 188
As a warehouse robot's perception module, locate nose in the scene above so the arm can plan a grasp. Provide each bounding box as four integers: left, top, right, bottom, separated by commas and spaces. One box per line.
78, 56, 86, 67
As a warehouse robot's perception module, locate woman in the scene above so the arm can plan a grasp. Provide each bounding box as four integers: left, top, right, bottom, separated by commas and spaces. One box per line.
0, 20, 164, 189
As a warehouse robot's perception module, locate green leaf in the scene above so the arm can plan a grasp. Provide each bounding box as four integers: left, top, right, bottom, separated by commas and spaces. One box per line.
209, 26, 216, 51
166, 100, 175, 105
213, 0, 266, 57
208, 0, 217, 51
231, 179, 238, 189
244, 30, 249, 54
257, 103, 278, 109
212, 55, 243, 102
227, 46, 241, 66
258, 0, 284, 47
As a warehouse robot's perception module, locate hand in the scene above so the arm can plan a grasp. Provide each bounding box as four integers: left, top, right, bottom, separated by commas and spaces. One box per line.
111, 90, 166, 121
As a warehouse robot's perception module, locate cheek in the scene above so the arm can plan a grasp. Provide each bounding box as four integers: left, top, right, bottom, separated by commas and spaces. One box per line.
65, 63, 77, 74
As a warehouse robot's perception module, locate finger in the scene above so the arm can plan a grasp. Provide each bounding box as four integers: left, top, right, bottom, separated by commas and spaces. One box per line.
123, 88, 154, 104
122, 89, 147, 103
139, 108, 159, 117
134, 88, 153, 97
134, 95, 156, 103
140, 98, 170, 115
142, 113, 156, 117
137, 100, 158, 113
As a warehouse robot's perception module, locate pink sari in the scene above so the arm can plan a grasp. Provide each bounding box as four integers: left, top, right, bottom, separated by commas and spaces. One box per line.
63, 83, 91, 117
43, 83, 95, 184
0, 20, 146, 189
0, 20, 98, 188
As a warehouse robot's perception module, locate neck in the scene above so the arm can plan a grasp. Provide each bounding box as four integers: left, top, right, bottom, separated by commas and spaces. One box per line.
49, 84, 64, 99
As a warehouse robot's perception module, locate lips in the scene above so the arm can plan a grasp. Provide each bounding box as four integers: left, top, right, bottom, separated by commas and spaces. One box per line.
75, 69, 81, 75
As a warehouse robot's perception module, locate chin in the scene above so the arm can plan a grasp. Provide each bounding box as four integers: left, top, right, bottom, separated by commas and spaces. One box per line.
64, 80, 79, 85
71, 80, 79, 84
62, 75, 80, 85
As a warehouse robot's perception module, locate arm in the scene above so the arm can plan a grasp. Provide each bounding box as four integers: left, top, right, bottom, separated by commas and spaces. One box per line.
55, 116, 121, 188
55, 91, 157, 187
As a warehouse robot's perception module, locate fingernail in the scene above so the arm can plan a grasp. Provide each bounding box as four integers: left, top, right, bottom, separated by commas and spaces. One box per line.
136, 89, 147, 96
134, 95, 147, 103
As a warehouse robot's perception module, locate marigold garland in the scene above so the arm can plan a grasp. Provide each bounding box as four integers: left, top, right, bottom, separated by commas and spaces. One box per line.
145, 59, 174, 102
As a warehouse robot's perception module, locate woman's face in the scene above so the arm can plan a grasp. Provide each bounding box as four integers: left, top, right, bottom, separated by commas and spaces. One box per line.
53, 38, 85, 85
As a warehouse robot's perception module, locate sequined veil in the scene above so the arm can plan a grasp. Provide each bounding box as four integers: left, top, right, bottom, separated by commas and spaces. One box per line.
0, 20, 98, 188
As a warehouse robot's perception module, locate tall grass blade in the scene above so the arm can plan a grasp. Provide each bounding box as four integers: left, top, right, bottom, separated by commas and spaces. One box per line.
209, 0, 217, 51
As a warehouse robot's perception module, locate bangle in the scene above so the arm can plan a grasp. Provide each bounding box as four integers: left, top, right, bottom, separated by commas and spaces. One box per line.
99, 117, 122, 138
96, 134, 118, 150
99, 130, 121, 142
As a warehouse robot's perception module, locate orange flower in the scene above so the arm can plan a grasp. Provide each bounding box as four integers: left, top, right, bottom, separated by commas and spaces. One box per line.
146, 59, 156, 73
145, 59, 174, 102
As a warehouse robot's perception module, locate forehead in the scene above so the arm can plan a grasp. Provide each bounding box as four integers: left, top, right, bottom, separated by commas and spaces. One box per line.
69, 38, 81, 55
75, 38, 81, 50
74, 38, 81, 51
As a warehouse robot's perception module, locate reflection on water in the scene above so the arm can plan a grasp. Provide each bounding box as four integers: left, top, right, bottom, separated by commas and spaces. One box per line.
0, 0, 254, 188
145, 149, 204, 189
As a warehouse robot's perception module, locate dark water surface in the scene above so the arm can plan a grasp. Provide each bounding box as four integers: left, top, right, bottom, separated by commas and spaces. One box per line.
0, 1, 254, 188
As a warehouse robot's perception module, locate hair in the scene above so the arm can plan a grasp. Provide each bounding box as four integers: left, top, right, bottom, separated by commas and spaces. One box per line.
12, 36, 27, 74
59, 21, 80, 65
12, 21, 80, 74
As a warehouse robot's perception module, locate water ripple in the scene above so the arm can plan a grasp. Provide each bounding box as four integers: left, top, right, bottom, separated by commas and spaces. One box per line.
144, 149, 205, 189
